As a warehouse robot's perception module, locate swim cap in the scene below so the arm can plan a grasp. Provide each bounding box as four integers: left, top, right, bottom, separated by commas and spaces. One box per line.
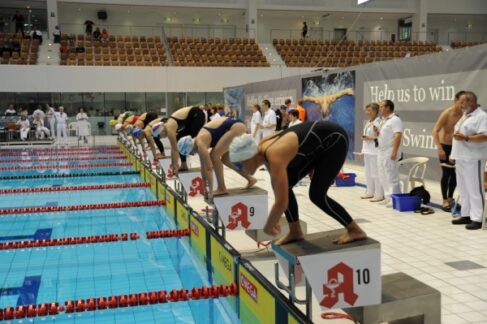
125, 124, 134, 133
114, 123, 123, 131
132, 128, 143, 138
109, 119, 117, 126
151, 122, 165, 137
177, 135, 194, 156
229, 134, 258, 162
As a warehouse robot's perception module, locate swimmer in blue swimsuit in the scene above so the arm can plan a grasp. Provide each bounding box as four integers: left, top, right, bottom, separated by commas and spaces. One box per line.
178, 117, 257, 198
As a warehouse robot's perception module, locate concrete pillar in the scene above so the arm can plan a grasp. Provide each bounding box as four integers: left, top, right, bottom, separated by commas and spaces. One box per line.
246, 0, 257, 40
46, 0, 58, 41
412, 0, 427, 41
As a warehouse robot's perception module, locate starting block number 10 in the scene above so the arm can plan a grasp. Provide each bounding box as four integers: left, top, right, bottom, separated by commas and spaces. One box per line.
356, 268, 370, 285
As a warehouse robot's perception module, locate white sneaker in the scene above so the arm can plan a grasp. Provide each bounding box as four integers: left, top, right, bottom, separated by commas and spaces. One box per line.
370, 197, 385, 202
379, 198, 391, 205
361, 195, 374, 199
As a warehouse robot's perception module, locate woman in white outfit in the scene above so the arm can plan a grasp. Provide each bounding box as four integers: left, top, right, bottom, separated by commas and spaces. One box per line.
361, 103, 384, 201
46, 104, 56, 138
16, 115, 30, 141
55, 106, 68, 145
76, 107, 90, 144
33, 115, 51, 139
250, 104, 262, 142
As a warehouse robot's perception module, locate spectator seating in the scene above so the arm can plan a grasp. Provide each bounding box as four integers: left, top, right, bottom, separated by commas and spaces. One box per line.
0, 32, 39, 65
59, 34, 168, 66
273, 38, 442, 68
167, 37, 270, 67
451, 40, 486, 49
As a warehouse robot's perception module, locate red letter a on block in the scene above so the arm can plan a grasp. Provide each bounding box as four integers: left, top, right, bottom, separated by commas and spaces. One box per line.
320, 262, 358, 308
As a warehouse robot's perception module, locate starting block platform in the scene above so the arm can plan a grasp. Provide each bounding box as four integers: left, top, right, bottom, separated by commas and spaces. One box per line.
272, 230, 381, 319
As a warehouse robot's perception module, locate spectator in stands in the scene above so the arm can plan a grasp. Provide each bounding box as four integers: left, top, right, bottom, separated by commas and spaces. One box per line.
451, 91, 487, 230
284, 98, 293, 112
53, 25, 61, 43
250, 104, 262, 140
100, 29, 109, 43
68, 39, 76, 53
31, 26, 43, 44
0, 17, 5, 33
296, 100, 306, 122
76, 107, 90, 144
12, 11, 24, 36
55, 106, 68, 145
46, 104, 56, 137
280, 105, 289, 129
301, 21, 308, 39
84, 20, 94, 37
204, 104, 212, 122
275, 105, 282, 131
5, 104, 17, 117
93, 27, 101, 41
432, 90, 465, 211
11, 40, 20, 54
376, 99, 403, 207
1, 39, 11, 56
33, 114, 51, 140
75, 42, 85, 53
60, 44, 68, 54
288, 109, 302, 127
16, 114, 30, 141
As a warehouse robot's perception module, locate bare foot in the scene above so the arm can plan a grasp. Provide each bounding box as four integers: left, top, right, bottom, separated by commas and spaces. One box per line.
333, 230, 367, 244
212, 189, 228, 197
245, 176, 257, 189
274, 231, 305, 246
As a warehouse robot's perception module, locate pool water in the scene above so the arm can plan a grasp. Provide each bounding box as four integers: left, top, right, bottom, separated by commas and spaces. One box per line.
0, 149, 238, 323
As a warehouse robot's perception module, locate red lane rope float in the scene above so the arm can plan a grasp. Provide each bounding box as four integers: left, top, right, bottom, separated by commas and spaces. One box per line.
146, 228, 190, 239
0, 229, 189, 251
0, 156, 127, 164
0, 151, 122, 157
0, 283, 238, 321
0, 163, 132, 171
0, 200, 165, 216
0, 183, 150, 195
0, 147, 121, 153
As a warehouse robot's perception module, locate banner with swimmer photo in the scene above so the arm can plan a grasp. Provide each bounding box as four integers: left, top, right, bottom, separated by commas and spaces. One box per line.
301, 71, 356, 159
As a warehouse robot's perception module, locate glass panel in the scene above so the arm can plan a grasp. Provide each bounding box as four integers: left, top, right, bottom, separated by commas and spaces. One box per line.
187, 92, 205, 107
125, 93, 146, 114
104, 93, 125, 118
82, 92, 104, 117
146, 92, 166, 116
166, 93, 186, 115
0, 93, 16, 114
60, 93, 83, 117
205, 92, 224, 106
15, 92, 39, 114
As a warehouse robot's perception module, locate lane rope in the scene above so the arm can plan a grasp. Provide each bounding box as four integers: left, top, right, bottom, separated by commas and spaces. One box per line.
0, 163, 132, 171
0, 171, 140, 180
0, 156, 127, 164
0, 183, 150, 195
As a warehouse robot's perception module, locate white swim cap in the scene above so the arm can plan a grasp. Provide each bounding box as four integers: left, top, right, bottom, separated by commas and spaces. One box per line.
229, 134, 258, 162
114, 123, 122, 131
177, 135, 194, 156
151, 122, 165, 137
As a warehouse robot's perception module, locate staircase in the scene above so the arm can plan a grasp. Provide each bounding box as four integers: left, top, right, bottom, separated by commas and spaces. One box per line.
36, 42, 60, 65
259, 43, 285, 66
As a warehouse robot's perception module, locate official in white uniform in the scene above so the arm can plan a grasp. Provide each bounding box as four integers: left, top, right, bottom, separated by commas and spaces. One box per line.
46, 104, 56, 137
376, 99, 403, 206
450, 91, 487, 230
76, 107, 90, 144
250, 104, 262, 142
55, 106, 68, 145
258, 99, 276, 141
362, 103, 384, 201
34, 116, 50, 139
16, 116, 30, 141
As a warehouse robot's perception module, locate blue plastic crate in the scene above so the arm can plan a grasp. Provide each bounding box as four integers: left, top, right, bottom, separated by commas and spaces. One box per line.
391, 194, 421, 212
335, 173, 356, 187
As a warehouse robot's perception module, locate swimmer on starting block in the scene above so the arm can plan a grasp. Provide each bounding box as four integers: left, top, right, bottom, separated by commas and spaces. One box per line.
132, 112, 164, 160
229, 120, 367, 245
177, 117, 257, 199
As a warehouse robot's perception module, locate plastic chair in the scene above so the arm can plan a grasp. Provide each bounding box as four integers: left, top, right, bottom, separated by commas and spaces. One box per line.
398, 157, 429, 193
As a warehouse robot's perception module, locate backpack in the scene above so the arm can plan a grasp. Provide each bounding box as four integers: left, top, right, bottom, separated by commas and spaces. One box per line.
409, 186, 430, 205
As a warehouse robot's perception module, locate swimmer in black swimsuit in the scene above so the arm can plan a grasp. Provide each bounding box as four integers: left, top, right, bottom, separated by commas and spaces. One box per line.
151, 106, 206, 175
229, 120, 367, 245
177, 117, 257, 198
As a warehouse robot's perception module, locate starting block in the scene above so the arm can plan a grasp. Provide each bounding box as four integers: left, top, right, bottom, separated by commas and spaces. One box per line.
178, 168, 205, 197
158, 156, 174, 179
272, 230, 381, 319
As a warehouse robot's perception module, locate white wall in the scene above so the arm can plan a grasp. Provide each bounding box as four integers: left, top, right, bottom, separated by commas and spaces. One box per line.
426, 0, 487, 14
428, 15, 487, 44
0, 65, 313, 93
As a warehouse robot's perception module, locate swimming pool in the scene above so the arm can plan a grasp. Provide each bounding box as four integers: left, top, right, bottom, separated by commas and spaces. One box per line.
0, 148, 239, 323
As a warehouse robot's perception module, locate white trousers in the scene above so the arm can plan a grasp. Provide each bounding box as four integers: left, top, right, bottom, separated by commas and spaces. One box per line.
57, 124, 67, 144
47, 118, 56, 137
36, 127, 50, 139
456, 159, 485, 222
377, 148, 401, 198
364, 153, 383, 199
20, 128, 29, 140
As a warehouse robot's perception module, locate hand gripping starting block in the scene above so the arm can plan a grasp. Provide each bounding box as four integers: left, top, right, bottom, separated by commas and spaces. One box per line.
158, 156, 175, 180
272, 230, 381, 320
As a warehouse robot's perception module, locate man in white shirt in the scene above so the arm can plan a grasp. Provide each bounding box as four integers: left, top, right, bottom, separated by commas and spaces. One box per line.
55, 106, 68, 145
376, 99, 403, 207
450, 91, 487, 230
258, 99, 276, 140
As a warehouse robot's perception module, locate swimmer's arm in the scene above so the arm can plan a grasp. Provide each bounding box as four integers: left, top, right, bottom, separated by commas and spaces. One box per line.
167, 130, 180, 173
197, 141, 213, 194
265, 162, 288, 232
144, 128, 158, 159
432, 111, 447, 152
326, 88, 354, 105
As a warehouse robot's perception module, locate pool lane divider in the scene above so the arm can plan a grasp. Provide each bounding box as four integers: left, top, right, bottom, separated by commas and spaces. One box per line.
0, 229, 190, 251
0, 162, 132, 171
0, 183, 150, 195
0, 151, 122, 157
0, 156, 127, 163
0, 200, 165, 216
0, 171, 140, 180
0, 147, 121, 154
0, 283, 238, 321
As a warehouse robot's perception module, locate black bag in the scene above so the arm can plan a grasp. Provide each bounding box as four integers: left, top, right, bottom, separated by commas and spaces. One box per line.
410, 186, 430, 205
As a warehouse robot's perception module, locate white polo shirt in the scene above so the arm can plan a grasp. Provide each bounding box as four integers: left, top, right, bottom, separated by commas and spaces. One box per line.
55, 112, 68, 125
377, 113, 402, 151
261, 109, 276, 138
451, 107, 487, 161
361, 116, 381, 155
